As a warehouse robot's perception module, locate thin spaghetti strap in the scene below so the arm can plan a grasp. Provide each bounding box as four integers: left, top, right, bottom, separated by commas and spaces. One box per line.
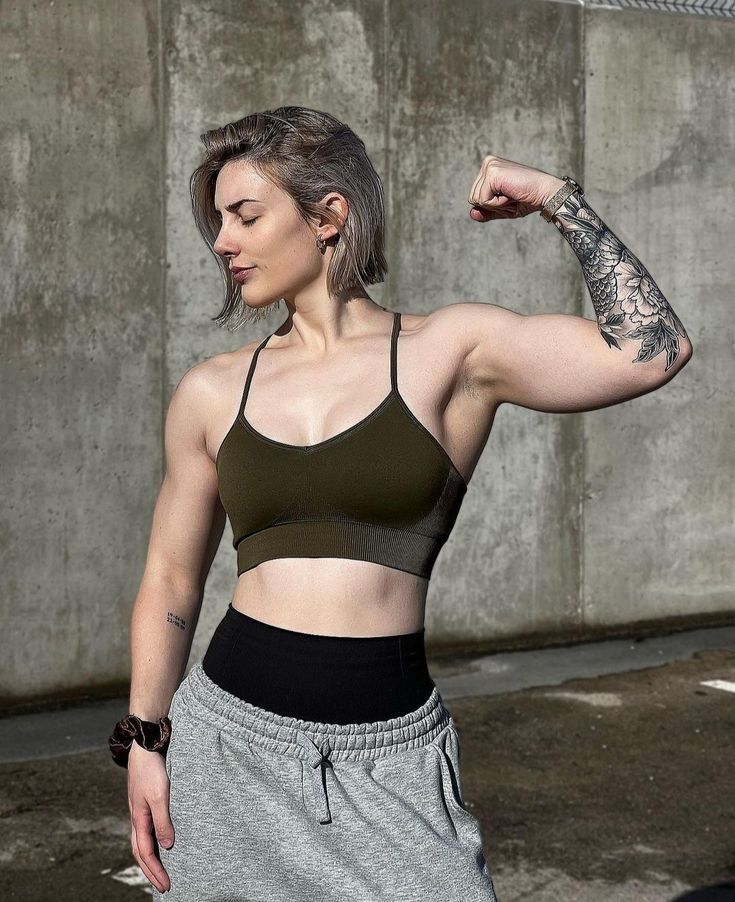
239, 332, 273, 418
390, 311, 401, 393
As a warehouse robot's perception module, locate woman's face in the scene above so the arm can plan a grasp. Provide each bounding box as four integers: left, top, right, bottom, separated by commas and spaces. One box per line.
212, 160, 333, 310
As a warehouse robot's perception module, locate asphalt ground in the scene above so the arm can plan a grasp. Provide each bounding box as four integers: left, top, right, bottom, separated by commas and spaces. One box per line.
1, 625, 734, 901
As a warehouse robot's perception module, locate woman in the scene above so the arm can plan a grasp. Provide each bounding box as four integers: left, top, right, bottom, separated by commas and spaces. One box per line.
110, 106, 692, 901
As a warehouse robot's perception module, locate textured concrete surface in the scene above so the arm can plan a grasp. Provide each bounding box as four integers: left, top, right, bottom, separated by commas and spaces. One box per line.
1, 625, 733, 900
452, 647, 735, 902
1, 0, 163, 699
582, 8, 735, 629
1, 0, 732, 702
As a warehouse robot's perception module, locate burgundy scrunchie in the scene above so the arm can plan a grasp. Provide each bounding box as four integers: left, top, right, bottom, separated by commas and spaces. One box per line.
109, 714, 172, 769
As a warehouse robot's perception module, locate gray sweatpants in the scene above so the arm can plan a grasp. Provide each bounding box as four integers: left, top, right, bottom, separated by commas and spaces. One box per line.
152, 661, 499, 901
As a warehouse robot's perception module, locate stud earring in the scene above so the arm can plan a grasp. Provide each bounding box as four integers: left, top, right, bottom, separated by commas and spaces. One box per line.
316, 234, 326, 252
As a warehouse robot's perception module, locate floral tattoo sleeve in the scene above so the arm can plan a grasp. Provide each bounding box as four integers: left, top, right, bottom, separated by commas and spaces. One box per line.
551, 192, 691, 372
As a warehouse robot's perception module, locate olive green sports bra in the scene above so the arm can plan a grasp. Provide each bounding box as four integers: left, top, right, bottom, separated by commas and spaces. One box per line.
216, 311, 468, 579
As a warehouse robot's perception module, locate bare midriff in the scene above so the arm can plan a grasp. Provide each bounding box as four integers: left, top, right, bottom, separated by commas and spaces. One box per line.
230, 557, 429, 637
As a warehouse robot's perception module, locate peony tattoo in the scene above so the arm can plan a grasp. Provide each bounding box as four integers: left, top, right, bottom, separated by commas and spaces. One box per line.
550, 193, 690, 372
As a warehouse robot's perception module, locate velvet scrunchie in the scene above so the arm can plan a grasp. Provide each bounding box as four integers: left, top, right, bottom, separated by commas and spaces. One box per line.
109, 714, 172, 769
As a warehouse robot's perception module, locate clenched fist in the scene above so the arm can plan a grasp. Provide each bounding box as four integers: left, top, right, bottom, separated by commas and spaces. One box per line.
468, 154, 565, 221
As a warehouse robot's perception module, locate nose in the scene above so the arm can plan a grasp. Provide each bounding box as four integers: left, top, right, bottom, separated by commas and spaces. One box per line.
212, 223, 239, 259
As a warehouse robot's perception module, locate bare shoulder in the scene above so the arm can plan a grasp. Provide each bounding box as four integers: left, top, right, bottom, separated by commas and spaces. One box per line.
169, 351, 226, 412
174, 335, 266, 398
166, 341, 261, 454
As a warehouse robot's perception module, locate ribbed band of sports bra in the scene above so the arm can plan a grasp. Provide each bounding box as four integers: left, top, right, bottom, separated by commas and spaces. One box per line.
201, 604, 436, 723
215, 311, 468, 580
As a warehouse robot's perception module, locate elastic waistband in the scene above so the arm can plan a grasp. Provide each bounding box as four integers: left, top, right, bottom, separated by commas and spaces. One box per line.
176, 661, 452, 763
221, 603, 428, 666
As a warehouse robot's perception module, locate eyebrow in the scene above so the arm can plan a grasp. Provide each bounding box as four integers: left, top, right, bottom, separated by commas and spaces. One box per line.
215, 197, 262, 214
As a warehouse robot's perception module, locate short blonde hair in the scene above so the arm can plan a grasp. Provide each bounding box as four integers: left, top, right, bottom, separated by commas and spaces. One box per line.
190, 105, 389, 330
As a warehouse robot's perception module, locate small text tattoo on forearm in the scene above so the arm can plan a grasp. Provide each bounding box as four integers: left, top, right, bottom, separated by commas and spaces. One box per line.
167, 612, 186, 631
551, 192, 690, 372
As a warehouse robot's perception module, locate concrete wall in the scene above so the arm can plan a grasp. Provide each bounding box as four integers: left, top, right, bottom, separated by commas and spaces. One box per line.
1, 0, 163, 702
1, 0, 732, 702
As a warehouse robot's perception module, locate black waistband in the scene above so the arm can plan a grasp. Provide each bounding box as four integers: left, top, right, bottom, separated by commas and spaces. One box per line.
201, 604, 435, 724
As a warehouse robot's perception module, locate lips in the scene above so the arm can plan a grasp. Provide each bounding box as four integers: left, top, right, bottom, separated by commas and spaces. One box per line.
230, 266, 255, 273
232, 266, 256, 283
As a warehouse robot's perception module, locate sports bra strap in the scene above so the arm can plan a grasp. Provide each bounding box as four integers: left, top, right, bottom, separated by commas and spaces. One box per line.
390, 311, 401, 393
240, 331, 273, 415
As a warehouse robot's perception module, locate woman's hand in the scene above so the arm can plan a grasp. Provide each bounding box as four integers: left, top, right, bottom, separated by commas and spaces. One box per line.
468, 154, 565, 221
128, 743, 175, 894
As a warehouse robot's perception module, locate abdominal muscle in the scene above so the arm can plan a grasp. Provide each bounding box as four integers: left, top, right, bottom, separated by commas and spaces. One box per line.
230, 557, 429, 638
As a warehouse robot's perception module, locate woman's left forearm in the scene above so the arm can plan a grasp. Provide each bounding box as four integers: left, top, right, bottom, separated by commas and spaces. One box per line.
545, 178, 693, 373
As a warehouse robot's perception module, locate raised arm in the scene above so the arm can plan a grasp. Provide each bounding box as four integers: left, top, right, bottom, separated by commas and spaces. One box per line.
455, 164, 693, 412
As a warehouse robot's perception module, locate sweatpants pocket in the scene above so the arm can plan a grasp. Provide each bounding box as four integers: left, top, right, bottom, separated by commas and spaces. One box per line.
428, 722, 485, 850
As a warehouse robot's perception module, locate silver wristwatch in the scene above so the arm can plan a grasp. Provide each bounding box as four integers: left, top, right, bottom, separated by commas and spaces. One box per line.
540, 176, 584, 222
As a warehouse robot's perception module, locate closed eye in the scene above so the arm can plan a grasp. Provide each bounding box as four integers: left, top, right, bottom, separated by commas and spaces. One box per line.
240, 218, 257, 227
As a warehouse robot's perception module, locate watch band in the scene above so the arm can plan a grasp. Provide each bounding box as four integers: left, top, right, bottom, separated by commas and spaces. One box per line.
540, 176, 584, 222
